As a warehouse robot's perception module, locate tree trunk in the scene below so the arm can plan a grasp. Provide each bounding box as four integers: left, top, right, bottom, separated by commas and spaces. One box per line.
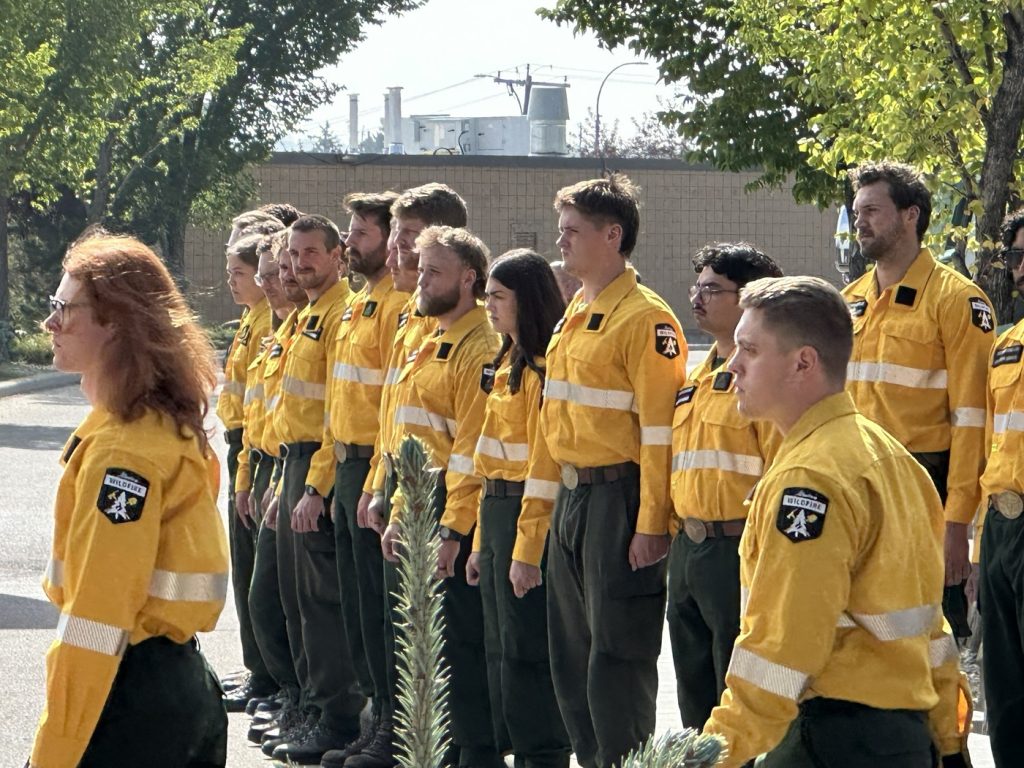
163, 215, 188, 288
0, 194, 10, 362
87, 131, 115, 225
976, 11, 1024, 323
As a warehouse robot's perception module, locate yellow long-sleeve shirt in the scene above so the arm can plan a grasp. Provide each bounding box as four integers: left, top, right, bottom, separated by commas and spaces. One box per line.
670, 346, 779, 527
474, 358, 557, 566
272, 278, 351, 495
235, 327, 276, 492
843, 250, 994, 523
260, 308, 302, 461
540, 267, 686, 536
975, 319, 1024, 558
389, 305, 499, 534
310, 275, 408, 486
703, 392, 962, 766
367, 291, 437, 496
216, 299, 271, 430
32, 408, 228, 768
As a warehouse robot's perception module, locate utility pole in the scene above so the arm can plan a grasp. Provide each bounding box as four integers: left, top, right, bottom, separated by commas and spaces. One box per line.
475, 64, 570, 115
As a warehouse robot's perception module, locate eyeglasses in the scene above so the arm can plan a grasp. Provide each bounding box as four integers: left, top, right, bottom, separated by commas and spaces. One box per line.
689, 284, 739, 304
1000, 247, 1024, 271
254, 270, 280, 287
48, 295, 79, 327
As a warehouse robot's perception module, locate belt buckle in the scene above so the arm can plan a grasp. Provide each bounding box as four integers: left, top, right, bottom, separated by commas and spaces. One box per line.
994, 491, 1023, 520
561, 464, 579, 490
683, 518, 707, 544
334, 442, 348, 463
383, 453, 394, 477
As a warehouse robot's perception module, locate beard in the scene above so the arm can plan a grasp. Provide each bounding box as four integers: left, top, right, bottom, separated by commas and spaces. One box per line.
418, 283, 460, 317
857, 223, 901, 262
348, 242, 387, 277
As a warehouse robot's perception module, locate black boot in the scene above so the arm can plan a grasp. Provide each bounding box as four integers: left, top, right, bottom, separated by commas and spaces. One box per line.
272, 721, 360, 765
321, 713, 379, 767
343, 715, 398, 768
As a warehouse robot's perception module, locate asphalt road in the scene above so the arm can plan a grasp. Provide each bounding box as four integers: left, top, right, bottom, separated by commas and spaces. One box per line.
0, 383, 995, 767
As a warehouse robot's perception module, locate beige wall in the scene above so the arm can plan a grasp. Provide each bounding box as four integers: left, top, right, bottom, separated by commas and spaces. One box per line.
185, 153, 840, 336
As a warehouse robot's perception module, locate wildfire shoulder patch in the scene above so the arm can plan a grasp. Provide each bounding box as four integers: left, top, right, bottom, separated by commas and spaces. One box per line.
97, 468, 150, 524
775, 487, 829, 543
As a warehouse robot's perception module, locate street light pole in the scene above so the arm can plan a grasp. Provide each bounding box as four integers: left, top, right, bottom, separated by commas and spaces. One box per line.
596, 61, 647, 174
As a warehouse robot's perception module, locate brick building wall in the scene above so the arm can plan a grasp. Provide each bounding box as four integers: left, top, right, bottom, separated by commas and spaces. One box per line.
185, 153, 840, 336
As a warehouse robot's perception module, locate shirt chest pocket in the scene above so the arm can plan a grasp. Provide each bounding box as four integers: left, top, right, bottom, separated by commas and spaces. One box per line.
880, 316, 942, 370
288, 333, 326, 381
991, 349, 1023, 407
563, 335, 631, 405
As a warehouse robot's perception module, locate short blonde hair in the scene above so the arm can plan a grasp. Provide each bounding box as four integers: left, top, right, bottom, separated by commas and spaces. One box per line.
415, 226, 490, 299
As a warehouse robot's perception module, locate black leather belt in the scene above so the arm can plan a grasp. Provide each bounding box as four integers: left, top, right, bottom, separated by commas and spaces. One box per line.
334, 442, 374, 463
560, 461, 637, 490
280, 441, 320, 459
484, 478, 525, 497
679, 517, 746, 544
224, 428, 243, 444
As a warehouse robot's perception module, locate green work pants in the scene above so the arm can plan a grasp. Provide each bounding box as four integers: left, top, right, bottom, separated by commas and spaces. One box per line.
226, 430, 272, 690
478, 494, 570, 768
332, 456, 385, 709
756, 698, 933, 767
282, 443, 365, 732
248, 453, 300, 704
980, 503, 1024, 766
78, 637, 227, 767
666, 529, 741, 729
545, 465, 666, 768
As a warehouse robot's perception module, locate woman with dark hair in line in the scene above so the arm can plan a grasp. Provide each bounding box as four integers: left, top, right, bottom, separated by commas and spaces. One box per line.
466, 249, 571, 768
30, 234, 229, 768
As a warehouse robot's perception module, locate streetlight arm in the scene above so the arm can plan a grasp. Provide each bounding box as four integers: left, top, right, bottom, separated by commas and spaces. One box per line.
596, 61, 648, 172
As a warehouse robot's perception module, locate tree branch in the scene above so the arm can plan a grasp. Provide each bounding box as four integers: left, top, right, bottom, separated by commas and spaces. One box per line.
932, 6, 975, 89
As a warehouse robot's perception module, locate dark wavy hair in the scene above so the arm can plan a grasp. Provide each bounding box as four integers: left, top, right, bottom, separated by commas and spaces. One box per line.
62, 234, 217, 454
488, 250, 566, 396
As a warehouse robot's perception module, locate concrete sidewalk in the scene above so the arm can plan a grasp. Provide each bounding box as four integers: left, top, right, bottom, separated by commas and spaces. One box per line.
0, 370, 80, 398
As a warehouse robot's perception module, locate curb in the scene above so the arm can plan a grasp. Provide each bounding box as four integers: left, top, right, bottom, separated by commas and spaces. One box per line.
0, 371, 81, 399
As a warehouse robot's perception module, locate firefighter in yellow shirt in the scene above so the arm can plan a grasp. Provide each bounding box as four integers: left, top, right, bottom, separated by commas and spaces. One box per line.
668, 243, 782, 730
379, 226, 502, 768
843, 162, 994, 640
541, 175, 686, 768
463, 250, 571, 768
265, 215, 365, 765
352, 183, 468, 768
974, 207, 1024, 766
703, 276, 968, 768
31, 234, 228, 768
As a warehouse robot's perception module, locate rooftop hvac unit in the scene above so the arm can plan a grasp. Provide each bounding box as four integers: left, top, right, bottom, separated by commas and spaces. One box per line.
527, 87, 569, 156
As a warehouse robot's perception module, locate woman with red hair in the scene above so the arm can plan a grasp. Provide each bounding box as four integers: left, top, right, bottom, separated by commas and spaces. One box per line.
29, 233, 229, 768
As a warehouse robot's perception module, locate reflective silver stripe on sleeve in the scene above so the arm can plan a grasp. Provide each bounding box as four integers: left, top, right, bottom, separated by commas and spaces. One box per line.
447, 454, 475, 475
728, 646, 807, 701
835, 604, 938, 641
222, 381, 245, 397
929, 634, 959, 668
740, 586, 749, 616
385, 367, 401, 386
544, 378, 636, 412
524, 478, 560, 501
395, 406, 457, 436
672, 449, 764, 476
243, 382, 265, 406
281, 375, 325, 401
266, 394, 281, 413
149, 570, 229, 603
56, 613, 129, 657
475, 435, 529, 463
640, 426, 672, 446
847, 361, 948, 389
333, 362, 385, 386
45, 558, 63, 586
994, 411, 1024, 435
950, 407, 986, 429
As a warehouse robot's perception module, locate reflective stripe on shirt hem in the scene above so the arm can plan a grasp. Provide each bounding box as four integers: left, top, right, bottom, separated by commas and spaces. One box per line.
222, 381, 245, 397
544, 378, 636, 412
475, 435, 529, 463
334, 362, 385, 386
929, 634, 959, 668
728, 646, 807, 701
56, 613, 129, 657
640, 426, 672, 446
994, 411, 1024, 435
847, 361, 948, 389
244, 382, 265, 406
672, 449, 763, 476
385, 367, 401, 386
47, 559, 227, 603
448, 454, 475, 475
282, 375, 325, 400
395, 405, 457, 436
950, 407, 985, 429
524, 478, 560, 501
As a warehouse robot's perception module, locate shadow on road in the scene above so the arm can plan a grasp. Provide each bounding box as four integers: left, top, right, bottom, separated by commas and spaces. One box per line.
0, 594, 58, 630
0, 424, 72, 451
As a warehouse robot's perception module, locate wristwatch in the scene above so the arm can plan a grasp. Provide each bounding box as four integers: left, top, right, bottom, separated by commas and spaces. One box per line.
304, 485, 320, 497
439, 526, 464, 542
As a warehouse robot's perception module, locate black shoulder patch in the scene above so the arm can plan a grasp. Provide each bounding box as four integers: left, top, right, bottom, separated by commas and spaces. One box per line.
654, 322, 681, 359
437, 342, 453, 360
847, 299, 867, 319
341, 306, 354, 322
238, 324, 253, 347
970, 297, 994, 333
62, 435, 82, 464
363, 300, 378, 318
97, 468, 149, 524
712, 371, 734, 391
894, 286, 917, 306
675, 385, 697, 407
993, 343, 1024, 368
553, 317, 566, 335
586, 313, 604, 331
776, 487, 829, 543
480, 364, 496, 393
